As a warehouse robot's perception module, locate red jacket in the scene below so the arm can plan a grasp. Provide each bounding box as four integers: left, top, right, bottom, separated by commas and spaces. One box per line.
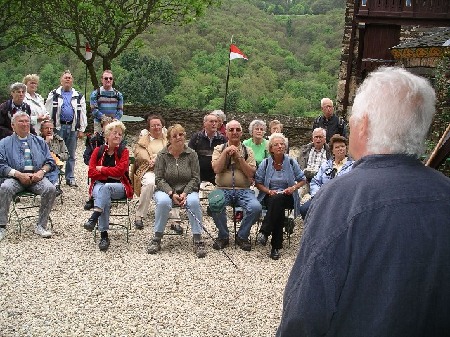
88, 145, 133, 199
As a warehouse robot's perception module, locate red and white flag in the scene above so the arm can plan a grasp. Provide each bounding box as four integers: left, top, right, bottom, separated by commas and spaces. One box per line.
229, 44, 248, 61
85, 42, 92, 60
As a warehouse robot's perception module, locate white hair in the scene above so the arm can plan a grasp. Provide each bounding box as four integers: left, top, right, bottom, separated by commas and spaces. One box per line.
248, 119, 267, 134
268, 132, 288, 152
11, 111, 30, 124
211, 109, 226, 121
351, 67, 436, 157
321, 97, 333, 107
312, 127, 326, 138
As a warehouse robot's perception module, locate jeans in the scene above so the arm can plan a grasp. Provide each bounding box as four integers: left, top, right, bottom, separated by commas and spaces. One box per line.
211, 188, 262, 240
56, 124, 77, 182
0, 177, 56, 229
153, 191, 202, 235
92, 182, 125, 232
299, 199, 311, 220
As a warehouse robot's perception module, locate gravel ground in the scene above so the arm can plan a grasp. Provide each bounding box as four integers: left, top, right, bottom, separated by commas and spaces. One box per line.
0, 142, 303, 337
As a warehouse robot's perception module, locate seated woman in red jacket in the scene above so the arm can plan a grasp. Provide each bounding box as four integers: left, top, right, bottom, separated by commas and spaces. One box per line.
83, 120, 133, 251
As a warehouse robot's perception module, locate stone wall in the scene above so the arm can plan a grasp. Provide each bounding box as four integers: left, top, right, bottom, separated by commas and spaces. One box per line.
112, 106, 315, 148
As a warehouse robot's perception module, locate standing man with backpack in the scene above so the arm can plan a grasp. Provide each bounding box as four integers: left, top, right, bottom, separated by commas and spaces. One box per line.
313, 98, 347, 143
45, 70, 87, 187
90, 70, 124, 133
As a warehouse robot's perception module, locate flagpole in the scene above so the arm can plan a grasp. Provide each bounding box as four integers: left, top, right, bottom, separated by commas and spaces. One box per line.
223, 56, 231, 114
84, 64, 88, 100
223, 36, 233, 114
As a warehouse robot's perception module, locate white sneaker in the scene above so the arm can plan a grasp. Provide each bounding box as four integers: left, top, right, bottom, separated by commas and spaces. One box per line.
0, 227, 6, 241
35, 225, 52, 238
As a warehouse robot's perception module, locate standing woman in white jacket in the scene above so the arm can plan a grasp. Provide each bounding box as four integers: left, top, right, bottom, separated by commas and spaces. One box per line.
23, 74, 49, 131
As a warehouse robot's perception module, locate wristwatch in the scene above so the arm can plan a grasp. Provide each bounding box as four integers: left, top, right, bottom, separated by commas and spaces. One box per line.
40, 168, 47, 174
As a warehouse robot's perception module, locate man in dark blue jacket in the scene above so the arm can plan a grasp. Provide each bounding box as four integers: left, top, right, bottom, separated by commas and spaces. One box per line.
277, 67, 450, 337
188, 113, 226, 184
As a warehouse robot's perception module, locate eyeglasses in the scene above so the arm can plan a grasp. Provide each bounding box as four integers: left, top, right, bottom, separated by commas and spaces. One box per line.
227, 128, 241, 132
103, 77, 113, 81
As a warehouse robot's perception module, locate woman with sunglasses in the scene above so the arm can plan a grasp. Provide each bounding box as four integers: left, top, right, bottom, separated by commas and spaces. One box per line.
147, 124, 206, 258
299, 134, 354, 219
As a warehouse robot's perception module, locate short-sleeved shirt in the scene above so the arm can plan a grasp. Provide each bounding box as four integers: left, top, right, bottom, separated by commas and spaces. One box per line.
212, 143, 256, 189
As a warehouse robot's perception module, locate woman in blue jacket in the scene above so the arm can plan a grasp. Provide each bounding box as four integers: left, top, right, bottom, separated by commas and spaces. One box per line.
300, 134, 354, 219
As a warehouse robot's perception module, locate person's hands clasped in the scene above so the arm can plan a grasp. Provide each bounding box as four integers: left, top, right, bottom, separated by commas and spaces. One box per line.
226, 145, 240, 159
172, 192, 187, 207
16, 171, 45, 186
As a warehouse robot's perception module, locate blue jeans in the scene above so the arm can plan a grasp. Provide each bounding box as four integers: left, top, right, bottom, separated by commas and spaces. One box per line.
211, 188, 262, 240
56, 124, 77, 182
153, 191, 203, 235
92, 182, 125, 232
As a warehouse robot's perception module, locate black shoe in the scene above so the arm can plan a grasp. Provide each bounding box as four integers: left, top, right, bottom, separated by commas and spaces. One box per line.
84, 198, 94, 210
170, 222, 184, 234
55, 185, 63, 197
236, 236, 252, 251
66, 180, 78, 187
212, 237, 229, 250
270, 248, 281, 260
135, 218, 144, 230
83, 218, 97, 231
256, 232, 268, 246
99, 237, 110, 251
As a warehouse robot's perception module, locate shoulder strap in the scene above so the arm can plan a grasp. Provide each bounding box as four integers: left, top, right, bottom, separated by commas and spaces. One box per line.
97, 144, 106, 160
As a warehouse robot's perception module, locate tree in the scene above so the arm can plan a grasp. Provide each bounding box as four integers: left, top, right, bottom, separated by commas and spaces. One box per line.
23, 0, 220, 88
0, 1, 31, 52
119, 51, 176, 105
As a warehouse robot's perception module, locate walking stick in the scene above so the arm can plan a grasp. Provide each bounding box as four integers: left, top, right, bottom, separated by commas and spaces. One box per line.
185, 205, 239, 269
231, 163, 237, 248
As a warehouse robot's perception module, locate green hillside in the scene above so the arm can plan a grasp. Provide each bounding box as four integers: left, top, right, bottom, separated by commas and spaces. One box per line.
0, 0, 345, 117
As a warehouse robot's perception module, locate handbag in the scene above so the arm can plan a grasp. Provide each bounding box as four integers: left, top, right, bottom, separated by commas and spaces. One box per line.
207, 189, 226, 214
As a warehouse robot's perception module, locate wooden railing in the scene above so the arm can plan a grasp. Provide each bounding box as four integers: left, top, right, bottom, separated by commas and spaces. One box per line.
357, 0, 449, 20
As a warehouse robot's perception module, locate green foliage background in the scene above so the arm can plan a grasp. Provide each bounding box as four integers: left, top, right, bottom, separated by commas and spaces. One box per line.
0, 0, 345, 117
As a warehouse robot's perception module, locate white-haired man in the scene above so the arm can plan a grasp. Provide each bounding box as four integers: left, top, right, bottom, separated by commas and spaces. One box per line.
277, 67, 450, 336
313, 97, 347, 142
0, 112, 57, 241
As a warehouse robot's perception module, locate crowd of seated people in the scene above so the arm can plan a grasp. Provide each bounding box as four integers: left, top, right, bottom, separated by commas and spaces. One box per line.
1, 81, 357, 261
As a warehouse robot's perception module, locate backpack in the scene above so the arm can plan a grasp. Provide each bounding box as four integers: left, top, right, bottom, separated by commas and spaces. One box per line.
96, 87, 120, 101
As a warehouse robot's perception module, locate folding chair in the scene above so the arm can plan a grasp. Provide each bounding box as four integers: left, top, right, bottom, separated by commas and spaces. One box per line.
9, 191, 53, 235
254, 206, 294, 247
93, 196, 133, 243
91, 157, 135, 243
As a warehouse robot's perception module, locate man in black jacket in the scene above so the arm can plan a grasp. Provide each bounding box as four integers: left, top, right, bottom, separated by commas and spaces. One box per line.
312, 97, 347, 142
188, 113, 226, 184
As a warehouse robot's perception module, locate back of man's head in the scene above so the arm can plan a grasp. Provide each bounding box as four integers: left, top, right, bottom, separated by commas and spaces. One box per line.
351, 67, 435, 157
